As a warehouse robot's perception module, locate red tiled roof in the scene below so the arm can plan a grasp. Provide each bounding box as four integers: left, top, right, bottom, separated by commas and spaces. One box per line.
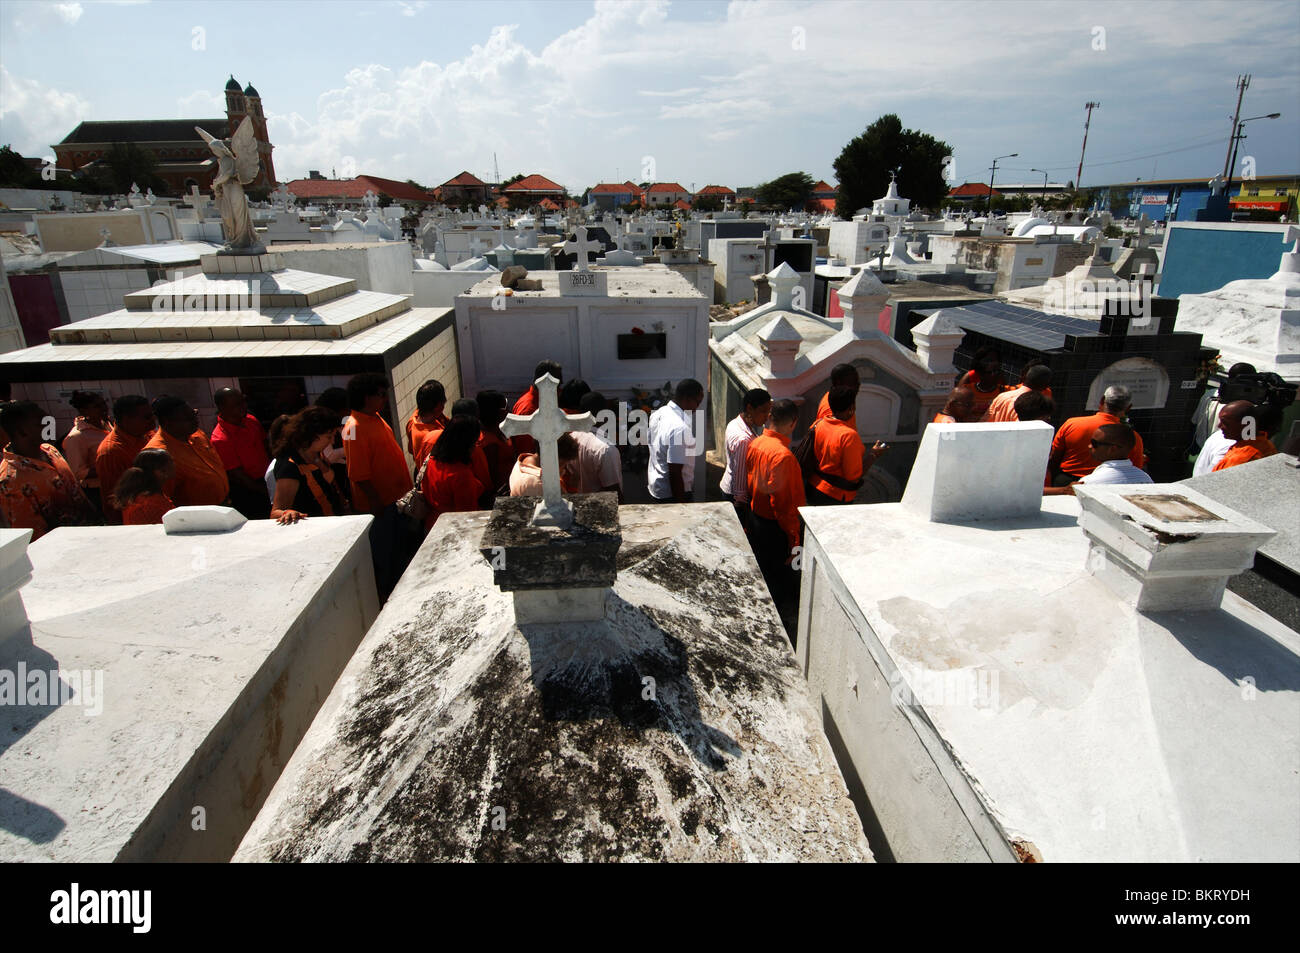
737, 196, 756, 205
441, 170, 486, 188
538, 198, 560, 211
697, 184, 735, 196
948, 182, 1000, 197
623, 181, 644, 197
812, 180, 836, 194
285, 174, 435, 203
591, 183, 636, 194
647, 182, 687, 193
502, 173, 565, 193
673, 199, 691, 211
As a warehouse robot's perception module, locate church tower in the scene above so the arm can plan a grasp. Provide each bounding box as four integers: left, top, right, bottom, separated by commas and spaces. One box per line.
222, 75, 276, 190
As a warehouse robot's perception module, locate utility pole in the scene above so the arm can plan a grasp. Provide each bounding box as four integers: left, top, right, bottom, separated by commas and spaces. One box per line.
1222, 75, 1250, 179
493, 153, 500, 186
1076, 102, 1100, 188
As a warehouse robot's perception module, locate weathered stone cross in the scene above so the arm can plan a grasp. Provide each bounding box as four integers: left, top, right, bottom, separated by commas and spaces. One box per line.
563, 226, 601, 273
499, 373, 595, 528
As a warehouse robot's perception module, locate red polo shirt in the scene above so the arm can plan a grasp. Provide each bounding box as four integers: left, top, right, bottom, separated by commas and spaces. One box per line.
210, 413, 270, 480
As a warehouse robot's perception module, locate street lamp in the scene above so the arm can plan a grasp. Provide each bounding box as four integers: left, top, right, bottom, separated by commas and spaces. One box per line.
988, 153, 1017, 215
1226, 112, 1282, 198
1030, 167, 1049, 206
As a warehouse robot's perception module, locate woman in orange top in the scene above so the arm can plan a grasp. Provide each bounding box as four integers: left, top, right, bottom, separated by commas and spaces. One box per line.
420, 416, 485, 531
957, 347, 1009, 418
113, 449, 176, 526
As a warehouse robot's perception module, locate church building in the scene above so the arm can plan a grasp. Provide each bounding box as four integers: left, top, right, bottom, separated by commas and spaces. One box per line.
52, 75, 277, 196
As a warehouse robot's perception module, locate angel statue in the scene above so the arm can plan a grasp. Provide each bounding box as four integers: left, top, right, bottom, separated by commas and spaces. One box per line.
196, 116, 264, 253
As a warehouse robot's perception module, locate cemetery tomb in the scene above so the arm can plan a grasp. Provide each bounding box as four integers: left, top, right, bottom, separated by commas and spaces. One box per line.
916, 299, 1206, 481
0, 248, 459, 464
795, 422, 1299, 863
235, 501, 872, 862
0, 517, 379, 861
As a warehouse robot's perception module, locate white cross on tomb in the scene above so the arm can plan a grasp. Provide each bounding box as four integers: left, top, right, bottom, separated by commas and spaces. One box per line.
498, 373, 595, 528
563, 226, 601, 273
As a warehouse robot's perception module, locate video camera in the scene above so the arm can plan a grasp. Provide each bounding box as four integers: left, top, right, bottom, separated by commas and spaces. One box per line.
1213, 371, 1297, 410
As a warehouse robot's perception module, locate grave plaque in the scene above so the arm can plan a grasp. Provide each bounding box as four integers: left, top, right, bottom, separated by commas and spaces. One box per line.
1086, 357, 1170, 411
558, 270, 609, 296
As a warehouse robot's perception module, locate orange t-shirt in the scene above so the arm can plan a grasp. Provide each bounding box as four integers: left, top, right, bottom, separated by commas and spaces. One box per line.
144, 429, 230, 507
95, 426, 152, 523
123, 492, 174, 525
405, 409, 447, 457
416, 428, 492, 493
983, 385, 1055, 422
1049, 411, 1145, 477
477, 429, 514, 491
745, 431, 806, 551
419, 458, 484, 531
1212, 437, 1276, 472
344, 411, 413, 511
811, 416, 865, 503
957, 371, 1009, 418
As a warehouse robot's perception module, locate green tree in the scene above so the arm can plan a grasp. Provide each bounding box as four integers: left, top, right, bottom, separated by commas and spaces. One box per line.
833, 114, 953, 217
83, 141, 165, 195
755, 171, 815, 211
0, 145, 39, 188
692, 193, 723, 212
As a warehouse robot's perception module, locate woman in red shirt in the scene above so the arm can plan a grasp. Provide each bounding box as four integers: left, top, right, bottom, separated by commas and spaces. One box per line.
112, 449, 176, 525
420, 416, 485, 531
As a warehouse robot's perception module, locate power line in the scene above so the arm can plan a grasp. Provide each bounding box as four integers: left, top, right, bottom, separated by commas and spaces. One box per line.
995, 133, 1229, 175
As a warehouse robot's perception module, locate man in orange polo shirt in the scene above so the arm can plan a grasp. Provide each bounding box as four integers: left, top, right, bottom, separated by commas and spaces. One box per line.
745, 398, 805, 639
1213, 401, 1279, 471
345, 372, 416, 602
933, 387, 977, 424
1048, 385, 1146, 486
984, 363, 1053, 422
145, 397, 230, 507
816, 364, 859, 423
345, 372, 413, 515
808, 386, 888, 505
210, 387, 270, 519
95, 394, 156, 523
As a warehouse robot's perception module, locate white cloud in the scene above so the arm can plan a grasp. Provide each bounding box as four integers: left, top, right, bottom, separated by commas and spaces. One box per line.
54, 3, 83, 25
176, 89, 225, 118
0, 66, 91, 156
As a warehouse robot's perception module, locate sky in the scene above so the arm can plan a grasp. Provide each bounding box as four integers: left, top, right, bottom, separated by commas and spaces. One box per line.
1, 0, 1298, 193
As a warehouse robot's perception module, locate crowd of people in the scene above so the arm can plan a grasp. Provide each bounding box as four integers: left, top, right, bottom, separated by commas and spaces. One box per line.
0, 350, 1288, 615
0, 364, 629, 601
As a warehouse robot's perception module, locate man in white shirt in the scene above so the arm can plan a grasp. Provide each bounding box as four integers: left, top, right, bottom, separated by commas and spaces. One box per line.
719, 388, 772, 523
1192, 426, 1235, 476
570, 391, 623, 500
647, 379, 705, 503
1047, 423, 1152, 494
1079, 424, 1155, 486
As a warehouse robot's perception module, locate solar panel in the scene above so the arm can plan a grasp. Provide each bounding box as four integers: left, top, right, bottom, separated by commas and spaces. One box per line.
916, 301, 1098, 352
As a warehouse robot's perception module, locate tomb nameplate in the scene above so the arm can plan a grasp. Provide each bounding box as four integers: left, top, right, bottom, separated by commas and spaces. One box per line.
559, 270, 609, 296
1086, 358, 1170, 411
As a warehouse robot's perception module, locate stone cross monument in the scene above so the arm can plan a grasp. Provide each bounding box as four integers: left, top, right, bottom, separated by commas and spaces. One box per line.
562, 226, 601, 273
498, 373, 595, 528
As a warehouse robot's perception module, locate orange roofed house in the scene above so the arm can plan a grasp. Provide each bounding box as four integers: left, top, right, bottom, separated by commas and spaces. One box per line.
282, 174, 437, 209
645, 182, 691, 207
501, 174, 567, 209
586, 181, 645, 210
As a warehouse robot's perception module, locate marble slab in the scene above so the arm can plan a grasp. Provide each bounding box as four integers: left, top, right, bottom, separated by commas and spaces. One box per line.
0, 517, 378, 861
236, 503, 871, 862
